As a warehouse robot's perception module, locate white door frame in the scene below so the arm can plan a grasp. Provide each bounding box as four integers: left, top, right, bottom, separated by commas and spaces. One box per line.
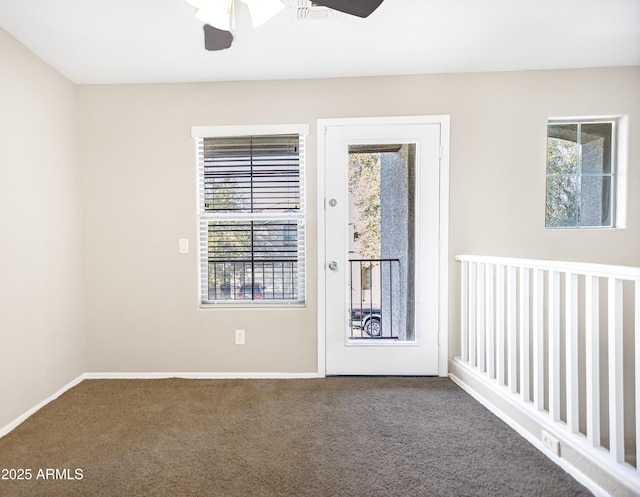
317, 115, 450, 377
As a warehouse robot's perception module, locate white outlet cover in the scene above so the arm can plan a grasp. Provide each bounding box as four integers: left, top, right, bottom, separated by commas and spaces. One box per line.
542, 430, 560, 456
179, 238, 189, 254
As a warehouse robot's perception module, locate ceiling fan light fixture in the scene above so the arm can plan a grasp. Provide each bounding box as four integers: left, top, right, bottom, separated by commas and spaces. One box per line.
192, 0, 233, 31
240, 0, 285, 27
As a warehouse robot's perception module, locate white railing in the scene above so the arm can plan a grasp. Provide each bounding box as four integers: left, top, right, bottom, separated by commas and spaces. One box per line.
455, 255, 640, 495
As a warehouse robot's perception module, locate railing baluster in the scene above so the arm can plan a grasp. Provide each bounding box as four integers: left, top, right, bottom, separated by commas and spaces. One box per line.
532, 268, 545, 411
496, 265, 506, 386
377, 260, 382, 338
636, 279, 640, 472
566, 272, 579, 434
486, 264, 495, 379
477, 263, 486, 372
234, 262, 238, 299
357, 261, 361, 338
608, 277, 625, 464
350, 261, 356, 338
389, 260, 393, 339
585, 275, 601, 448
549, 270, 561, 422
520, 267, 530, 402
469, 262, 477, 368
461, 261, 469, 363
507, 266, 517, 394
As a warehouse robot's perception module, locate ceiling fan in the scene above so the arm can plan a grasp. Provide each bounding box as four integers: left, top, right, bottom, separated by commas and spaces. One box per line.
186, 0, 385, 51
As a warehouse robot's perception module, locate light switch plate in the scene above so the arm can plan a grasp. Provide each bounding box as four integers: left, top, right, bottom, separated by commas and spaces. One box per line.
179, 238, 189, 254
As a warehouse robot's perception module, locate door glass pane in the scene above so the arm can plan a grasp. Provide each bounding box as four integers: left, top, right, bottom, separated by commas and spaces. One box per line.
347, 144, 416, 342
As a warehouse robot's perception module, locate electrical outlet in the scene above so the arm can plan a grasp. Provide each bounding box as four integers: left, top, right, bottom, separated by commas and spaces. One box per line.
542, 430, 560, 456
235, 329, 245, 345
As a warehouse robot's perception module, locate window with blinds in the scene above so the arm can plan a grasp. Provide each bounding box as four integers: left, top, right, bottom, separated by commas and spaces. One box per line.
194, 127, 306, 305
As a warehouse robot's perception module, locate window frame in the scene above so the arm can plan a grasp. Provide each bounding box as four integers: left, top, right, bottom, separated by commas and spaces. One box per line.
192, 124, 309, 307
545, 117, 621, 230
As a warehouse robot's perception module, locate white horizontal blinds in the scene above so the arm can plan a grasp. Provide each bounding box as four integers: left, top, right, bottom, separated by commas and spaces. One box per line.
197, 132, 305, 304
203, 135, 301, 214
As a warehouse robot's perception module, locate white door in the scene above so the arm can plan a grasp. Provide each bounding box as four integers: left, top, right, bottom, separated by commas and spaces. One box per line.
322, 119, 443, 375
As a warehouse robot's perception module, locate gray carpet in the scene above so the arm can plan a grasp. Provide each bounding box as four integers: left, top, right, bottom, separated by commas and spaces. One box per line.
0, 377, 591, 496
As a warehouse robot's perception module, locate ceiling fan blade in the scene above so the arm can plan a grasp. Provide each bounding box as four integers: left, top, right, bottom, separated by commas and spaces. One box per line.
203, 24, 234, 51
311, 0, 384, 18
241, 0, 285, 27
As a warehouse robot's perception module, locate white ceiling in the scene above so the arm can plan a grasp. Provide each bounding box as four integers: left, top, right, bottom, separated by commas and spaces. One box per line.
0, 0, 638, 85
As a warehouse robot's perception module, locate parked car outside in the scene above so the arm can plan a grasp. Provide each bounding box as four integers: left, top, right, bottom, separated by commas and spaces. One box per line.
350, 306, 381, 336
237, 283, 265, 300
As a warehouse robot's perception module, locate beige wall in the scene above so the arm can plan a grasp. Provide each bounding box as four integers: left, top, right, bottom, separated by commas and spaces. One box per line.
77, 67, 640, 373
0, 29, 84, 429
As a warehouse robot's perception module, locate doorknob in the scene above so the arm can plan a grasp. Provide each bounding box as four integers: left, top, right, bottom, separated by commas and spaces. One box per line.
328, 261, 338, 271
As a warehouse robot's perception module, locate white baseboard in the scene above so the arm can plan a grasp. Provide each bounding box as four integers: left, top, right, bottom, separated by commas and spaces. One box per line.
1, 371, 321, 439
83, 372, 322, 380
0, 373, 87, 438
450, 358, 639, 497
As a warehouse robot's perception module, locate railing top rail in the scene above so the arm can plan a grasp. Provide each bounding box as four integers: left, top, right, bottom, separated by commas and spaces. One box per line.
349, 258, 401, 263
455, 254, 640, 280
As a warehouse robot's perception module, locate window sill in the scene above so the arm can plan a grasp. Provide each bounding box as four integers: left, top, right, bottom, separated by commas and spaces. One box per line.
545, 226, 622, 231
199, 303, 306, 309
